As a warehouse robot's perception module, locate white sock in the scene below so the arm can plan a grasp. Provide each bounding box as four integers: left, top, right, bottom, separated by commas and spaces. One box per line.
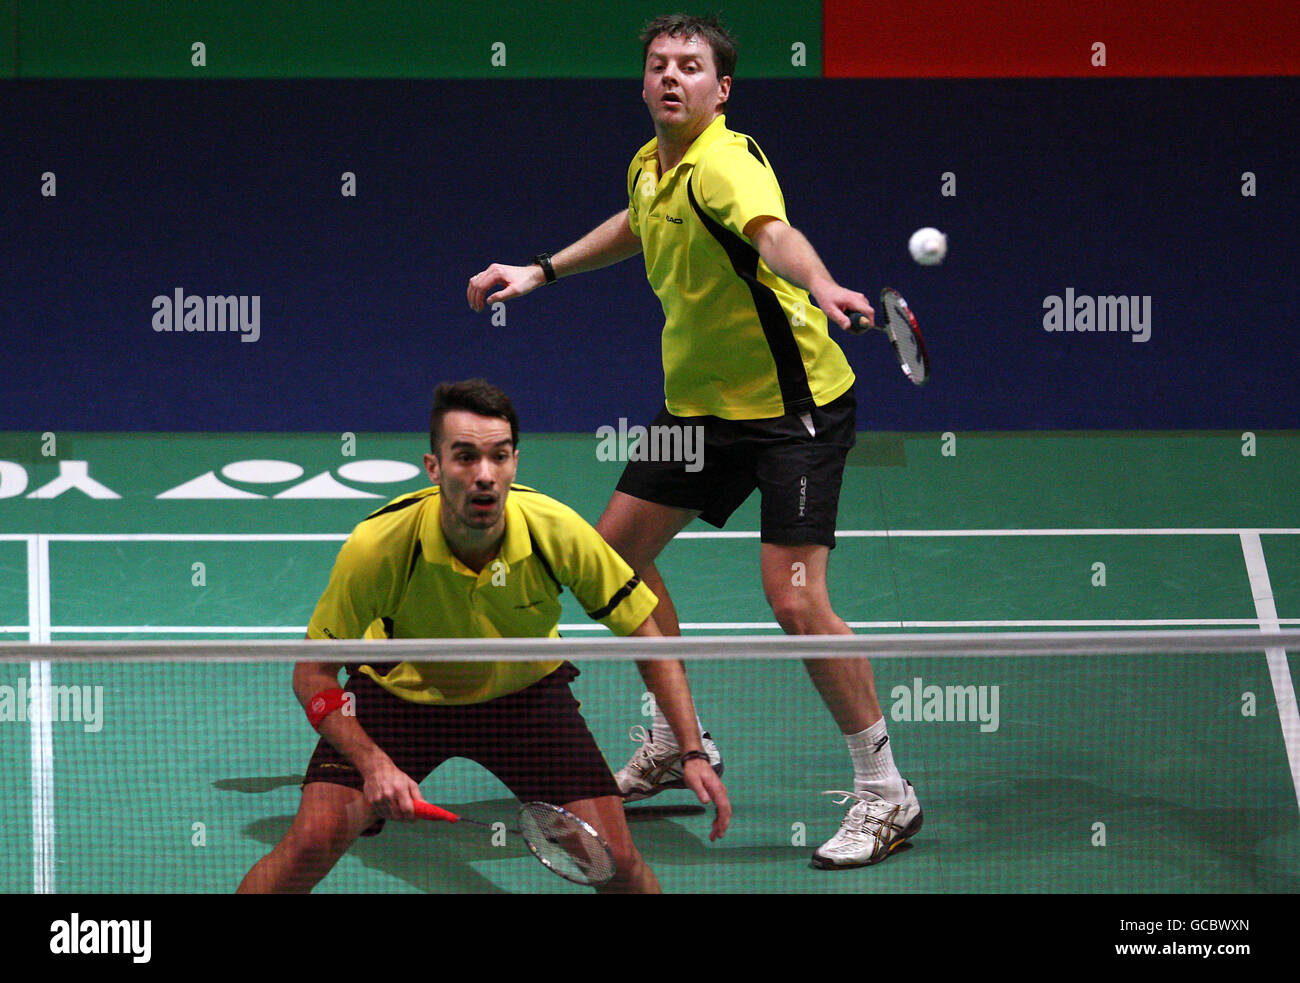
652, 708, 707, 748
846, 719, 906, 802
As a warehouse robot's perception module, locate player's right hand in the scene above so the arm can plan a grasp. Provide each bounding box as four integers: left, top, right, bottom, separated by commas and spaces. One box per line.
359, 753, 425, 822
816, 284, 875, 332
467, 262, 546, 312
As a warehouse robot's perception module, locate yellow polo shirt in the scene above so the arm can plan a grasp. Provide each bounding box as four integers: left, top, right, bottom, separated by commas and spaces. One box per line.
627, 113, 855, 420
306, 485, 658, 705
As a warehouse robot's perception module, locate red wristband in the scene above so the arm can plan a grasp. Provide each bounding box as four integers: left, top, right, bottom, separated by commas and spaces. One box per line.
306, 687, 348, 729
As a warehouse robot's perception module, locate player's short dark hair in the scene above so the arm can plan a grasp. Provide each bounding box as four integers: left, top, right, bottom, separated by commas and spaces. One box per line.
640, 13, 738, 81
429, 379, 520, 456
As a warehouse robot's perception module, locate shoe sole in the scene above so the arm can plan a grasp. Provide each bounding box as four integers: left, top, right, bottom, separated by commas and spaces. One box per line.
809, 807, 924, 870
620, 762, 724, 803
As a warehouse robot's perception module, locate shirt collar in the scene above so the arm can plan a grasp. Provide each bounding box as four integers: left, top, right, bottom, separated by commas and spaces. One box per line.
418, 488, 532, 577
638, 113, 730, 178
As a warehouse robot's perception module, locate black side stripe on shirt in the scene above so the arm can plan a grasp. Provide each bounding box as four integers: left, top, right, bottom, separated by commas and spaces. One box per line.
528, 527, 563, 592
686, 178, 815, 415
744, 136, 766, 166
587, 575, 642, 621
361, 492, 428, 523
407, 538, 423, 578
381, 616, 395, 639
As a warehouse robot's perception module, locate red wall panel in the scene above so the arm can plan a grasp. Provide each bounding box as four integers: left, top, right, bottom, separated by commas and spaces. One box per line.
823, 0, 1300, 77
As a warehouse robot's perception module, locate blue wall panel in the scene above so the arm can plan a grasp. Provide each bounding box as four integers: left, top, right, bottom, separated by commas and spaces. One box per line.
3, 78, 1296, 433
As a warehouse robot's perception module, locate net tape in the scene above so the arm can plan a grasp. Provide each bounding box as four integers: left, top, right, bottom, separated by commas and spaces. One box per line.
2, 629, 1299, 663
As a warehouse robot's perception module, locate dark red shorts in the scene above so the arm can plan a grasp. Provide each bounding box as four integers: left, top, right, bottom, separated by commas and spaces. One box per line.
303, 663, 620, 836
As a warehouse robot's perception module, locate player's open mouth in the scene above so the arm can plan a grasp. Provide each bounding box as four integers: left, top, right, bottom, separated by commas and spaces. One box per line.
470, 494, 496, 510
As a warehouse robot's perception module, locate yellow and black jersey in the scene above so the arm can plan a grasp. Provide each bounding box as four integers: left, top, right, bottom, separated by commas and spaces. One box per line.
306, 484, 658, 705
627, 113, 855, 420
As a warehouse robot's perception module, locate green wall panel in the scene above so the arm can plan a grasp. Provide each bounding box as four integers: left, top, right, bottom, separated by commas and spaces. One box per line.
1, 1, 15, 76
17, 1, 821, 78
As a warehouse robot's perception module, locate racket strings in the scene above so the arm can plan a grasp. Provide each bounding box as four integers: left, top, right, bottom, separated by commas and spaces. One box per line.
518, 802, 616, 886
881, 295, 928, 383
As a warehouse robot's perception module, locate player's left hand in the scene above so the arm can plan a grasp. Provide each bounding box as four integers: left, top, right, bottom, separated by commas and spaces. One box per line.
816, 284, 875, 331
683, 758, 732, 841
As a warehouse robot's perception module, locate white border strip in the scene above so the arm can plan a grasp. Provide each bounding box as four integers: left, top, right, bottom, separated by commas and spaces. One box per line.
1240, 532, 1300, 814
6, 629, 1300, 663
18, 528, 1300, 543
27, 535, 54, 895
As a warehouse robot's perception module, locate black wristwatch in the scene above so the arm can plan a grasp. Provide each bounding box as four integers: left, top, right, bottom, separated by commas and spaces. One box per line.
533, 252, 557, 285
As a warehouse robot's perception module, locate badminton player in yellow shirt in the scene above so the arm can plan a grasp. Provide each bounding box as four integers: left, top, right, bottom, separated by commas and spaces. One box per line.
238, 379, 729, 893
468, 14, 921, 869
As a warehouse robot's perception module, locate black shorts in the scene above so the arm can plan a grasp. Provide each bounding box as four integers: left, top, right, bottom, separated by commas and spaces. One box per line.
303, 663, 620, 837
614, 387, 857, 548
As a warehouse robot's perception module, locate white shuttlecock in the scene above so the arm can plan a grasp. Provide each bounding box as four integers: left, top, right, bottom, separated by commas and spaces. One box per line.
908, 227, 947, 266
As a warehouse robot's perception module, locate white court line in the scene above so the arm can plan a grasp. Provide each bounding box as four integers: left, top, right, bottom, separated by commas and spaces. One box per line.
53, 626, 309, 634
841, 528, 1300, 537
679, 528, 1300, 539
27, 535, 54, 895
45, 618, 1298, 635
557, 618, 1292, 632
1240, 533, 1300, 816
44, 533, 348, 542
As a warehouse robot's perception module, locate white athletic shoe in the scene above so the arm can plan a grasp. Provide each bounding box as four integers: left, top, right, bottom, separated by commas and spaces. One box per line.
615, 725, 724, 802
811, 783, 923, 869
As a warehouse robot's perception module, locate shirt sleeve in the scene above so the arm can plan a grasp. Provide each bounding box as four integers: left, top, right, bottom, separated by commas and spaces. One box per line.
305, 532, 396, 640
693, 141, 789, 241
545, 506, 658, 635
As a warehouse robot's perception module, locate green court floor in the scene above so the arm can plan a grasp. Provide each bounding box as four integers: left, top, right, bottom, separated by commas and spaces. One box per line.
1, 431, 1297, 892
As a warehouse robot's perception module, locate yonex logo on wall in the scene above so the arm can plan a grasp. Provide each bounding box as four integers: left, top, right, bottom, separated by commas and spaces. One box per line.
0, 458, 422, 501
157, 459, 421, 499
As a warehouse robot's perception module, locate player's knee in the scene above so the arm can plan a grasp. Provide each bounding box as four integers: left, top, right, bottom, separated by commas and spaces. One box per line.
277, 824, 350, 882
281, 801, 358, 871
606, 843, 648, 889
766, 589, 824, 634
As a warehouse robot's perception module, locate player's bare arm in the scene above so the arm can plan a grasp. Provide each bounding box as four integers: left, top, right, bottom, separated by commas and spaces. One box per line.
746, 216, 874, 330
467, 209, 643, 312
292, 659, 425, 821
628, 618, 732, 839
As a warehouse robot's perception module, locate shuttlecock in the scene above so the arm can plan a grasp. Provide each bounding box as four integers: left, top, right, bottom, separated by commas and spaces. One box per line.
908, 227, 947, 266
